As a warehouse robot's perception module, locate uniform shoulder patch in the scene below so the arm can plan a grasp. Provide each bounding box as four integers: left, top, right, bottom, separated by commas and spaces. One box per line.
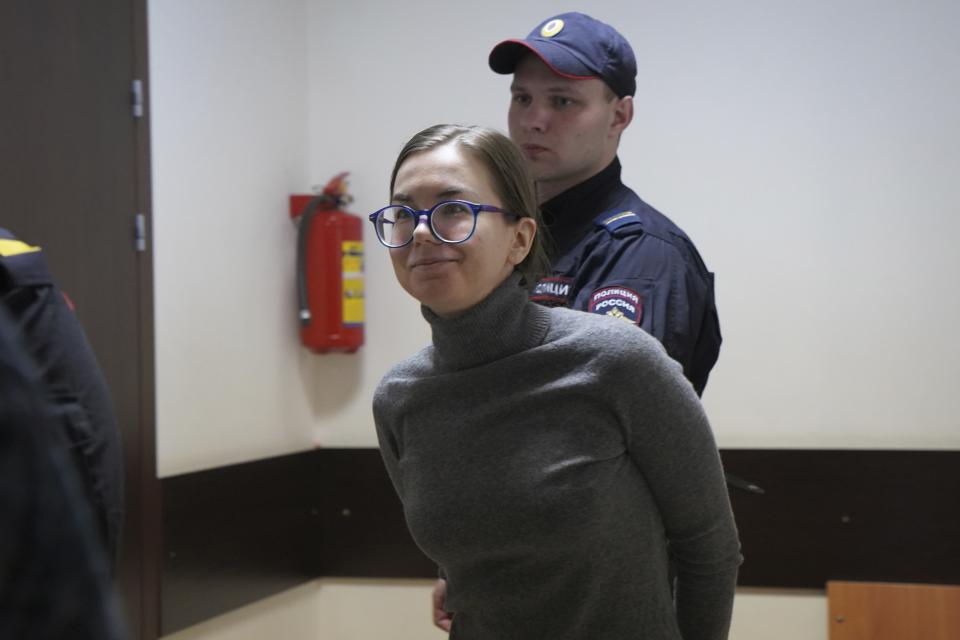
587, 286, 643, 325
593, 210, 643, 236
530, 276, 574, 307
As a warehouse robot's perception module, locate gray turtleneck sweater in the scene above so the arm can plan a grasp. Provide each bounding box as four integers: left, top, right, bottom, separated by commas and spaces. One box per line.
373, 274, 741, 640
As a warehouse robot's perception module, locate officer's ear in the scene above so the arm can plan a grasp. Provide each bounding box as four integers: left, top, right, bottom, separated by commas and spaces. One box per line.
610, 95, 634, 137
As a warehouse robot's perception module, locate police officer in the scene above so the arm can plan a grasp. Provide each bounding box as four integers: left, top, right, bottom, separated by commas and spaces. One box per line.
0, 227, 124, 570
488, 12, 721, 396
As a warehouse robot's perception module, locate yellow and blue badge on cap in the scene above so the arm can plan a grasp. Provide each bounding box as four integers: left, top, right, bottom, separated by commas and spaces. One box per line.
540, 18, 564, 37
588, 285, 642, 325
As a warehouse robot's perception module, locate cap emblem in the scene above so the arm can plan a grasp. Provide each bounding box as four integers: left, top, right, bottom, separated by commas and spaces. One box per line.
540, 19, 564, 38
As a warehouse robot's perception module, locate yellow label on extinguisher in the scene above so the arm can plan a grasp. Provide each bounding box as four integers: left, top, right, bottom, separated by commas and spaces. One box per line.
341, 240, 364, 326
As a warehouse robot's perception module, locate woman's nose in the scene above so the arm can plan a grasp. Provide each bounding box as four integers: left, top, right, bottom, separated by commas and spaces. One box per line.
411, 214, 439, 244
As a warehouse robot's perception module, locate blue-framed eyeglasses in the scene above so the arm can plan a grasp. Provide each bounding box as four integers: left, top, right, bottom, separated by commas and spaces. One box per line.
368, 200, 514, 248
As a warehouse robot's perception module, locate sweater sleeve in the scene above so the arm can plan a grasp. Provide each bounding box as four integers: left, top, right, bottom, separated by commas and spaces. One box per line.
372, 369, 447, 585
372, 377, 403, 499
613, 334, 741, 640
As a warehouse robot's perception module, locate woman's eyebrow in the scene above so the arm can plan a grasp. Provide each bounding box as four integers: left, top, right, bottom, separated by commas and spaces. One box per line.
391, 187, 475, 204
436, 187, 470, 200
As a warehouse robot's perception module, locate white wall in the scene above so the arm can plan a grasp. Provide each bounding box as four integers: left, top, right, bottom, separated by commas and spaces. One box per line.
150, 0, 318, 476
149, 0, 960, 638
634, 1, 960, 449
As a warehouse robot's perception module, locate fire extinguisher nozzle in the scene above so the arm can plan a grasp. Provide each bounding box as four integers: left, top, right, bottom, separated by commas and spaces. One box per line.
299, 309, 312, 324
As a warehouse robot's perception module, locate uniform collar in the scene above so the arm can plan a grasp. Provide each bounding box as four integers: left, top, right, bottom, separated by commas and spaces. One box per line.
541, 157, 624, 257
422, 272, 551, 372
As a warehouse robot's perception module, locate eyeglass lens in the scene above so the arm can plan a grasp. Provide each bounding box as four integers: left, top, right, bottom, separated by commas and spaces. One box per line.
376, 202, 476, 246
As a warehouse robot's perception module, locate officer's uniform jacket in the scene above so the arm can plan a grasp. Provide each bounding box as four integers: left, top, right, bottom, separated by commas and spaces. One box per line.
0, 308, 125, 639
531, 158, 721, 395
0, 227, 123, 567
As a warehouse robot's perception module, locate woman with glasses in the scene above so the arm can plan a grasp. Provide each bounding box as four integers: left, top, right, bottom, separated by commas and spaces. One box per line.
372, 124, 741, 640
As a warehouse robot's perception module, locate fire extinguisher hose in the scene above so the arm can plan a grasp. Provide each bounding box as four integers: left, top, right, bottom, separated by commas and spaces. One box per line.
295, 195, 331, 326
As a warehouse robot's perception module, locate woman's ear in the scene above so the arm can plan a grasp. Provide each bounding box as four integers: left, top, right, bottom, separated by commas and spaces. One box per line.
508, 217, 537, 266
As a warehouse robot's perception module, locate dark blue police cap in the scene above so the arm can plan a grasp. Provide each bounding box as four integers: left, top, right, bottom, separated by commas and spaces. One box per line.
489, 12, 637, 98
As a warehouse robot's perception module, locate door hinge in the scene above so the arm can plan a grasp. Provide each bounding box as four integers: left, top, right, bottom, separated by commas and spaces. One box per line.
134, 213, 147, 252
131, 79, 144, 118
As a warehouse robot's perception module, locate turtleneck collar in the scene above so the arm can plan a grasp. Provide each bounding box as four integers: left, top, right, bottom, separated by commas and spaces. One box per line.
421, 272, 551, 372
541, 157, 624, 257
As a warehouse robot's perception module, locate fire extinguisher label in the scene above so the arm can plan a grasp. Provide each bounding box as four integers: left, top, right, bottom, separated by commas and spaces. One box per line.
341, 240, 364, 327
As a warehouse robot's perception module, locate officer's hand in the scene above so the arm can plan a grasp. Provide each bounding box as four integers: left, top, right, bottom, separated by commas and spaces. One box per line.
432, 578, 453, 632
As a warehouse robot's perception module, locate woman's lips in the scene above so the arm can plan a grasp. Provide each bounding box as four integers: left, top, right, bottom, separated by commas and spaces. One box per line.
410, 256, 458, 269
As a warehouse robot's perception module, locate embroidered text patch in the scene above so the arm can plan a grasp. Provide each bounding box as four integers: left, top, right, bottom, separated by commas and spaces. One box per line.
587, 286, 643, 325
530, 276, 574, 307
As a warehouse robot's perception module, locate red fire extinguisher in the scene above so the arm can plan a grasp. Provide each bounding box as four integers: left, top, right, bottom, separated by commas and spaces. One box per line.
290, 172, 364, 353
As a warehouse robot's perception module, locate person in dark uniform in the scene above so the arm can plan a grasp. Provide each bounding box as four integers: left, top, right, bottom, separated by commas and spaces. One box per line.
0, 227, 124, 569
0, 306, 126, 639
488, 12, 721, 396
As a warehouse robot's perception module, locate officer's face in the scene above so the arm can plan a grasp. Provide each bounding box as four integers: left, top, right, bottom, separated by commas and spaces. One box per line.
508, 54, 631, 202
389, 143, 536, 318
